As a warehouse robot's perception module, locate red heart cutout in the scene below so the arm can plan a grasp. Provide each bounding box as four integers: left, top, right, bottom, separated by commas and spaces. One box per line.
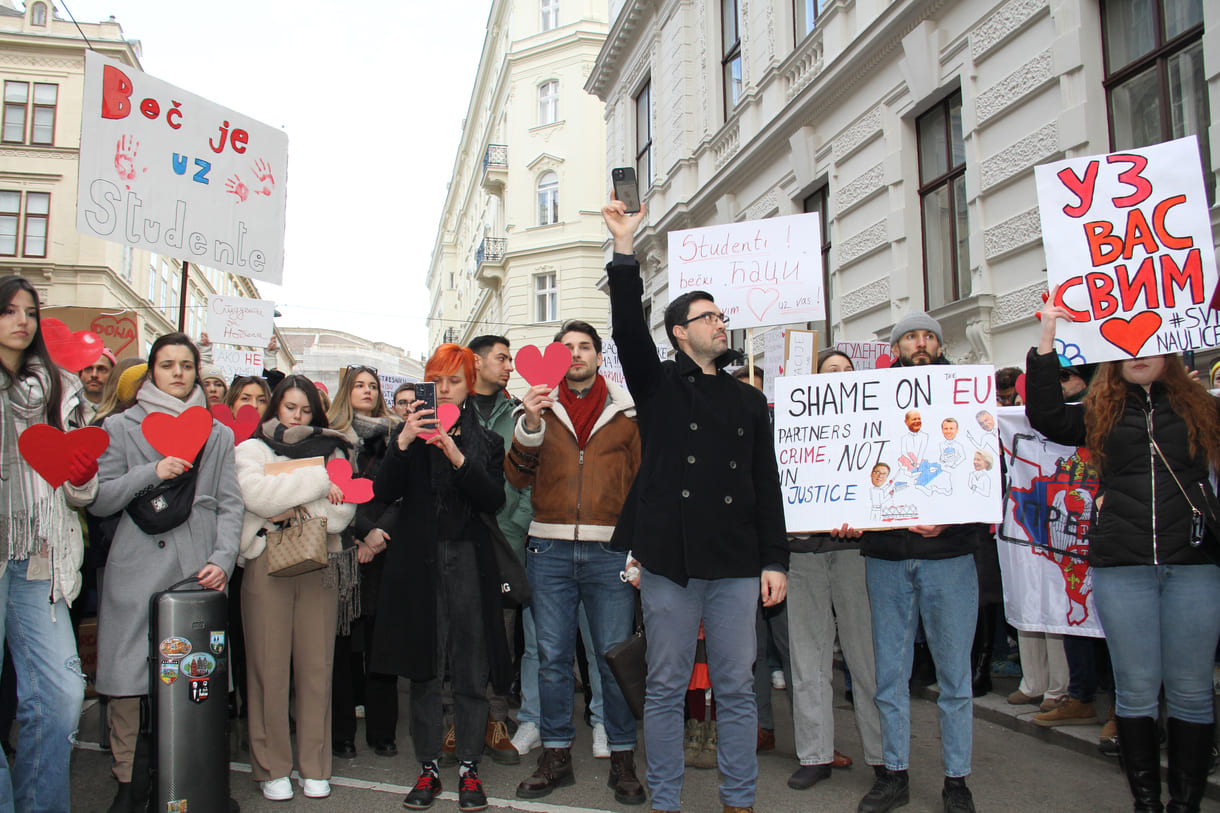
326, 458, 374, 504
18, 425, 110, 488
418, 402, 461, 441
42, 318, 104, 372
141, 406, 213, 460
210, 404, 261, 445
1100, 312, 1162, 357
875, 353, 893, 369
515, 343, 570, 390
1015, 373, 1027, 404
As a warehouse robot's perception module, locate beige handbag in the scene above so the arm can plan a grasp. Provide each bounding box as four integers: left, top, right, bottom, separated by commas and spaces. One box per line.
265, 507, 329, 577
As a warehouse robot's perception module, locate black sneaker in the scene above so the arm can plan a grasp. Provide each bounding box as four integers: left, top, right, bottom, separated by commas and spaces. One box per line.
458, 769, 489, 812
942, 777, 976, 813
403, 772, 442, 810
857, 768, 909, 813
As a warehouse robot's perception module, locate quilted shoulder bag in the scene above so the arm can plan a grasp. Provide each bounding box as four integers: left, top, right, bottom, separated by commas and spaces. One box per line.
265, 507, 329, 577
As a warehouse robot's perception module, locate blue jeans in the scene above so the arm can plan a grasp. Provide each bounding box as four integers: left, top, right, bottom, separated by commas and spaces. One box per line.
640, 569, 758, 810
0, 559, 85, 812
578, 605, 604, 726
1092, 564, 1220, 723
526, 537, 635, 749
866, 555, 977, 777
519, 607, 539, 725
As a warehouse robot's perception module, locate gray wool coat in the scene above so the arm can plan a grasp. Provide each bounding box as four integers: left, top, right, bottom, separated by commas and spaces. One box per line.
91, 404, 242, 697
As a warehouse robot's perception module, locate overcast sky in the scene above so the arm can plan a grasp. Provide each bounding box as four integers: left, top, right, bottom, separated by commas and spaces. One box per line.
59, 0, 491, 355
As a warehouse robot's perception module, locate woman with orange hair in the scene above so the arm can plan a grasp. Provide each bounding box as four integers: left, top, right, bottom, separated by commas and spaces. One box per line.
368, 344, 508, 812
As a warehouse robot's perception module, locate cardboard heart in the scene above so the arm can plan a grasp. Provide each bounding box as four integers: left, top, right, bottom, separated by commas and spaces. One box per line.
18, 425, 109, 488
875, 353, 893, 369
418, 403, 461, 441
515, 342, 570, 390
747, 288, 780, 322
1100, 312, 1162, 357
141, 406, 213, 460
89, 314, 138, 355
326, 459, 374, 504
211, 404, 261, 445
42, 318, 104, 372
1015, 373, 1027, 404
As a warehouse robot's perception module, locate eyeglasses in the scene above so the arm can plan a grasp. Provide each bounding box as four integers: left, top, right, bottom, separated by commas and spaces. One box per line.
680, 311, 730, 327
344, 364, 379, 380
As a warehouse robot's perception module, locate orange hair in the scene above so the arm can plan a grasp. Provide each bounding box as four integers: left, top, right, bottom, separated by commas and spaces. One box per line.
425, 343, 476, 393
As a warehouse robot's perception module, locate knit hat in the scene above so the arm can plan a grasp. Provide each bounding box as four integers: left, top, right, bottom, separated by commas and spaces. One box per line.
890, 311, 943, 346
99, 348, 117, 366
117, 363, 148, 403
199, 364, 226, 384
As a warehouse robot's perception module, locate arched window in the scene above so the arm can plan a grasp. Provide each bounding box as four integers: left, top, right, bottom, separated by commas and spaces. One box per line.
538, 80, 559, 125
30, 3, 47, 25
537, 171, 559, 225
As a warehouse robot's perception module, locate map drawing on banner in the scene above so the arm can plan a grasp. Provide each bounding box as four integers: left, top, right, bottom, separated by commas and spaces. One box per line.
997, 409, 1103, 637
835, 340, 894, 370
1035, 136, 1219, 365
212, 347, 263, 383
773, 365, 1002, 532
206, 295, 275, 347
76, 51, 288, 284
667, 213, 823, 331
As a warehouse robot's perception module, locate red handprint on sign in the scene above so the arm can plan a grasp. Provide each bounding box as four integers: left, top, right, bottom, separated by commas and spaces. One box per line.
114, 135, 143, 188
225, 174, 249, 203
250, 159, 275, 197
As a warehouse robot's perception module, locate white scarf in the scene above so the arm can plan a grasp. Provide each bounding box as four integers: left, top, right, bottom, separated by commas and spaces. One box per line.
135, 379, 208, 416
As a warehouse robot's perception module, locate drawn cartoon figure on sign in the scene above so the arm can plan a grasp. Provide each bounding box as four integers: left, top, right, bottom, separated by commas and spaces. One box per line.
939, 418, 966, 471
968, 410, 997, 451
969, 450, 994, 498
868, 462, 895, 521
897, 410, 928, 471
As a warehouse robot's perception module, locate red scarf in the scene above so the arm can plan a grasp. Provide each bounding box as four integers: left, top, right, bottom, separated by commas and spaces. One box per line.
557, 374, 608, 449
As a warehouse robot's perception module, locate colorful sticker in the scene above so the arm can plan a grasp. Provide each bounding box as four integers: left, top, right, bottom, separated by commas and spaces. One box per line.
209, 630, 225, 655
159, 660, 179, 685
158, 636, 191, 660
189, 678, 209, 704
180, 653, 215, 679
166, 801, 187, 813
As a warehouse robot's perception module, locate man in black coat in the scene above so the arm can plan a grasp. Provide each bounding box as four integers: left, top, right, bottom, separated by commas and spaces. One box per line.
602, 196, 787, 813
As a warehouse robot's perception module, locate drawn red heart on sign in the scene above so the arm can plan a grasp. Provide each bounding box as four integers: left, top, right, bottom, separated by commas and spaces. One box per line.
515, 343, 570, 390
1015, 373, 1027, 404
18, 425, 110, 488
1099, 312, 1162, 358
418, 403, 461, 441
747, 288, 780, 322
326, 459, 374, 504
41, 318, 104, 372
875, 353, 893, 369
141, 406, 213, 461
210, 404, 260, 445
90, 314, 138, 355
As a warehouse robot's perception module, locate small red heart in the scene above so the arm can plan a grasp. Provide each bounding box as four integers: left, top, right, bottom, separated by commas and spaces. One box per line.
1015, 373, 1027, 404
1099, 312, 1162, 357
515, 343, 570, 390
418, 402, 461, 441
141, 406, 213, 460
326, 458, 373, 504
875, 353, 893, 369
18, 425, 109, 488
42, 318, 104, 372
210, 404, 260, 445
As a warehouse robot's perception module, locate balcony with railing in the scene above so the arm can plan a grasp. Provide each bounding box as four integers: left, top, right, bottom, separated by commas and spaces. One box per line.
476, 236, 507, 288
481, 144, 508, 192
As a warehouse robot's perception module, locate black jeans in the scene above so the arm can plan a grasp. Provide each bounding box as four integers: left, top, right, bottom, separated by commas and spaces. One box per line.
333, 616, 399, 745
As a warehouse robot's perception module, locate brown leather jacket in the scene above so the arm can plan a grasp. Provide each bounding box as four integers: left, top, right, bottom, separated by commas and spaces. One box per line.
505, 378, 640, 542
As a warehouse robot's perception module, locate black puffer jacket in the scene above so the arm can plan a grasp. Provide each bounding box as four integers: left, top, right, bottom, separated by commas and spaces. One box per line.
1024, 347, 1216, 567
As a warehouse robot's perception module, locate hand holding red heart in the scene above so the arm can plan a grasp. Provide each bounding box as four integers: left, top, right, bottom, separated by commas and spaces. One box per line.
67, 447, 99, 487
521, 384, 556, 432
155, 457, 192, 480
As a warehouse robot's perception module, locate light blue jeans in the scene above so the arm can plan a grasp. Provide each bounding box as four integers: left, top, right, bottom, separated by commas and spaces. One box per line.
866, 555, 977, 777
640, 569, 758, 810
1092, 564, 1220, 723
0, 559, 85, 812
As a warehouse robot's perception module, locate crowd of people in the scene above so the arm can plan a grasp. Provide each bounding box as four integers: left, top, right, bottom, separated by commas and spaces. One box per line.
0, 195, 1213, 813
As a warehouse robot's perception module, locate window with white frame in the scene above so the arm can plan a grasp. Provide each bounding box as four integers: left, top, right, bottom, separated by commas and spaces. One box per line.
538, 80, 559, 125
30, 3, 46, 25
722, 0, 742, 117
541, 0, 559, 31
635, 80, 652, 190
803, 187, 833, 343
917, 91, 970, 311
794, 0, 828, 43
534, 272, 557, 322
537, 171, 559, 225
2, 82, 57, 145
0, 190, 49, 257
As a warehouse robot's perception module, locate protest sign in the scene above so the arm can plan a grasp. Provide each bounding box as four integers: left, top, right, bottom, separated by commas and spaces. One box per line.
835, 340, 893, 370
76, 51, 287, 284
600, 339, 669, 396
997, 408, 1103, 636
206, 295, 274, 347
667, 213, 823, 331
377, 373, 415, 408
213, 347, 263, 383
42, 306, 141, 358
1034, 136, 1218, 365
773, 365, 1002, 532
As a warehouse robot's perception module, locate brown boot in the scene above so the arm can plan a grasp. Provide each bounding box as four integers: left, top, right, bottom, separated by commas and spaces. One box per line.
485, 718, 520, 765
723, 806, 755, 812
516, 747, 574, 799
693, 721, 718, 770
608, 750, 647, 805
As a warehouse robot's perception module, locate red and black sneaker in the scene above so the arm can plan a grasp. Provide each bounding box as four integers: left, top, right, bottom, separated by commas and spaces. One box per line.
403, 772, 442, 810
458, 769, 488, 812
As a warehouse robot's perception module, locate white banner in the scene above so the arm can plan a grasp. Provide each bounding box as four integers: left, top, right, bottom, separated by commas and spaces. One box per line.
213, 347, 263, 383
835, 340, 894, 370
997, 408, 1104, 637
773, 365, 1002, 532
206, 295, 274, 347
600, 338, 669, 397
667, 213, 823, 330
377, 373, 417, 408
1034, 136, 1218, 365
77, 51, 288, 283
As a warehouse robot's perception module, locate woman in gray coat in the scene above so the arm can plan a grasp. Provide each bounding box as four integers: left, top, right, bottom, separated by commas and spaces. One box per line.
91, 333, 243, 813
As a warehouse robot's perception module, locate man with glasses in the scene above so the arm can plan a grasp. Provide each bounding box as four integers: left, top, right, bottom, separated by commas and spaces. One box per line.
601, 196, 787, 813
391, 383, 416, 420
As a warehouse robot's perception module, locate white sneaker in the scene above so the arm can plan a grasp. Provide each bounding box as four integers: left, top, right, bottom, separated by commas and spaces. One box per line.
771, 669, 787, 690
512, 720, 541, 755
301, 778, 331, 799
261, 777, 293, 801
592, 722, 610, 758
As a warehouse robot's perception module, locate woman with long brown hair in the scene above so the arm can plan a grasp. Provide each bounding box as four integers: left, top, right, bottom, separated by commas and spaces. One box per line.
1028, 298, 1220, 813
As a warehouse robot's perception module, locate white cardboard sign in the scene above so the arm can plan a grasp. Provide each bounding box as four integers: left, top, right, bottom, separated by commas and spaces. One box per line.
835, 340, 894, 370
212, 347, 263, 383
206, 295, 275, 347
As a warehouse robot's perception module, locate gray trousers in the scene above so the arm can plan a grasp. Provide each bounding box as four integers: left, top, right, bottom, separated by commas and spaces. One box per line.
787, 550, 883, 766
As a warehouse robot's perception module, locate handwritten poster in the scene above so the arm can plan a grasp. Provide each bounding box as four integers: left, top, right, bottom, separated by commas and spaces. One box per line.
206, 295, 274, 347
667, 213, 823, 330
773, 365, 1002, 532
377, 373, 416, 408
212, 347, 263, 383
77, 51, 288, 284
1034, 136, 1218, 365
42, 306, 141, 359
600, 339, 670, 396
997, 409, 1103, 637
835, 340, 894, 370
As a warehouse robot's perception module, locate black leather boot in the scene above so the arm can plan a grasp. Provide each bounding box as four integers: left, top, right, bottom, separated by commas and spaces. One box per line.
106, 782, 133, 813
970, 605, 995, 697
1116, 716, 1163, 812
1165, 718, 1213, 813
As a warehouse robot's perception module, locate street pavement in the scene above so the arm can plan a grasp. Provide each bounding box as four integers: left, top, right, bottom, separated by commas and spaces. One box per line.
68, 675, 1220, 812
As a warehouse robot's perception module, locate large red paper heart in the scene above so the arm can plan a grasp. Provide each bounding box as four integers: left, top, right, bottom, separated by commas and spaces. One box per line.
516, 343, 570, 390
210, 404, 260, 445
875, 353, 893, 369
326, 459, 374, 504
1100, 312, 1162, 357
418, 402, 461, 441
1015, 373, 1027, 404
141, 406, 213, 461
41, 318, 104, 372
18, 425, 110, 488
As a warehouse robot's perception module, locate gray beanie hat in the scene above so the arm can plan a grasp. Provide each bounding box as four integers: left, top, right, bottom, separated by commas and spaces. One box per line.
890, 311, 943, 346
